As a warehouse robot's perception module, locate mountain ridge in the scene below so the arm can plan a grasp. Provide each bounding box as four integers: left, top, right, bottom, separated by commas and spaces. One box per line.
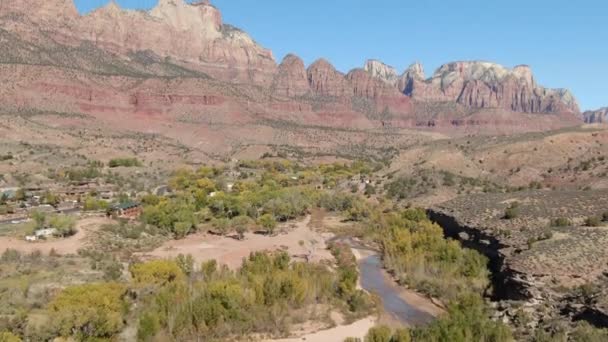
0, 0, 585, 134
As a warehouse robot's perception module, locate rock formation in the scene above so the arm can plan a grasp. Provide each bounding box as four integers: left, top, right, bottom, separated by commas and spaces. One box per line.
272, 54, 310, 97
0, 0, 276, 84
364, 60, 398, 86
0, 0, 584, 133
346, 69, 402, 99
307, 59, 350, 97
394, 61, 580, 114
583, 107, 608, 123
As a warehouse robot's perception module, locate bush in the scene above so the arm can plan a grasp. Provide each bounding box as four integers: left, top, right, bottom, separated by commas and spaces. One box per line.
108, 158, 141, 168
551, 217, 572, 227
585, 216, 602, 227
138, 251, 371, 340
503, 202, 520, 220
0, 332, 21, 342
137, 312, 160, 342
48, 215, 77, 237
258, 214, 277, 235
48, 283, 128, 340
376, 209, 489, 302
365, 326, 392, 342
411, 294, 512, 342
344, 338, 362, 342
130, 260, 185, 286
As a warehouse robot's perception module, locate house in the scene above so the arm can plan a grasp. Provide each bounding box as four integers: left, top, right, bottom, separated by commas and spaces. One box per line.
109, 202, 142, 219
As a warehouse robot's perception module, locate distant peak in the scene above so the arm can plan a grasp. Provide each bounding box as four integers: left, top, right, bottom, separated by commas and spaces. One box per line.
364, 59, 398, 84
404, 62, 425, 80
281, 54, 304, 63
150, 0, 222, 33
102, 0, 121, 13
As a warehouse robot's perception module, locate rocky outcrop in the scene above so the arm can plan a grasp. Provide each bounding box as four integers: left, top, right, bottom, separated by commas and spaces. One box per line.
399, 61, 580, 114
346, 69, 402, 99
583, 107, 608, 123
429, 191, 608, 334
364, 60, 398, 85
307, 59, 350, 97
397, 62, 425, 94
272, 54, 310, 97
0, 0, 78, 20
0, 0, 276, 85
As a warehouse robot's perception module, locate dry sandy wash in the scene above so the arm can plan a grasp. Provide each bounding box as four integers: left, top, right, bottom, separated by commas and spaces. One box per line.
138, 215, 335, 269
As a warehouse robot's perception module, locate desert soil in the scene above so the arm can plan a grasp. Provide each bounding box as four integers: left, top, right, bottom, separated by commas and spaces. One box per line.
265, 317, 376, 342
140, 215, 335, 269
0, 216, 113, 255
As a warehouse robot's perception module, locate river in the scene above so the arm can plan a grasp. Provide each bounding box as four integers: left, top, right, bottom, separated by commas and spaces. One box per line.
358, 252, 438, 326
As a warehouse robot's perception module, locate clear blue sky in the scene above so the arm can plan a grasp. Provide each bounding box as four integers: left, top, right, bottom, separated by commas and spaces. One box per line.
74, 0, 607, 110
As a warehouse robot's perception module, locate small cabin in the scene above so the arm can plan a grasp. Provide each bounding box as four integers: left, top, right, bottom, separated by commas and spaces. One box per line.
109, 202, 142, 219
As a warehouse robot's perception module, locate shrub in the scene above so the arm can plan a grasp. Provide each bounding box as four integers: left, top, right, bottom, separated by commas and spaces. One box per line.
0, 332, 21, 342
411, 294, 512, 341
258, 214, 277, 235
503, 202, 520, 220
48, 283, 128, 340
344, 338, 362, 342
130, 260, 185, 286
48, 215, 77, 237
585, 216, 602, 227
365, 326, 392, 342
551, 217, 572, 227
137, 312, 160, 342
108, 158, 141, 168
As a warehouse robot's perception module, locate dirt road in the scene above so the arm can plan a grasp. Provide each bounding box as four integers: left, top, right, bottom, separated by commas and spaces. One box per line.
0, 216, 112, 255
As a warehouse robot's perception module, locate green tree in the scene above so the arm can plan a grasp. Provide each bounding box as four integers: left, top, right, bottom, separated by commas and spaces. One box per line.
31, 211, 46, 229
258, 214, 277, 235
42, 190, 60, 206
231, 215, 253, 240
411, 294, 512, 342
176, 254, 195, 277
48, 215, 77, 237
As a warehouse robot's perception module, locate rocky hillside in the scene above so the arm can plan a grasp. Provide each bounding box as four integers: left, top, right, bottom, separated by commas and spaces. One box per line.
583, 107, 608, 123
430, 190, 608, 335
